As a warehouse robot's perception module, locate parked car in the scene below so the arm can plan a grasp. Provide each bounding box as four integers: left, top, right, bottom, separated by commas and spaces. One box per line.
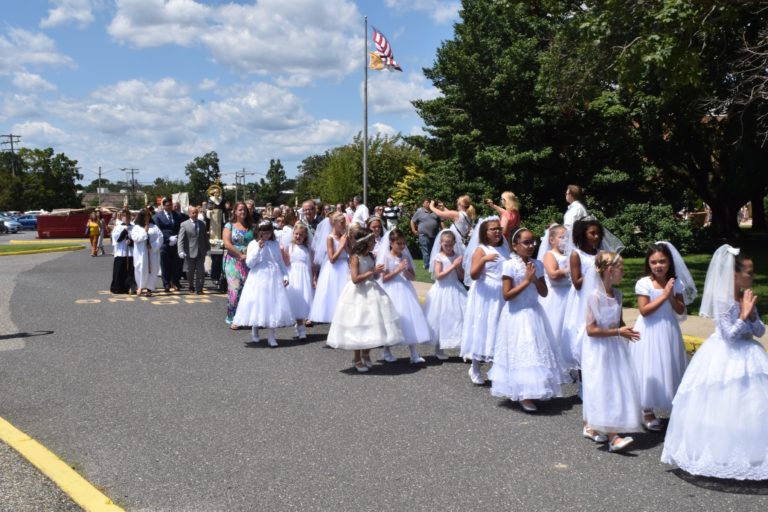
0, 215, 21, 234
14, 214, 38, 230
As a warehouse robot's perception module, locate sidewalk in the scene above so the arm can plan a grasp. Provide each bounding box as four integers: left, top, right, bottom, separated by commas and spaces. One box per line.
411, 281, 768, 349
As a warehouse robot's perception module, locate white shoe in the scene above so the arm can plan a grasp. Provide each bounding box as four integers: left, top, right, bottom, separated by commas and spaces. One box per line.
354, 361, 369, 373
468, 366, 485, 385
267, 329, 278, 347
608, 435, 634, 453
382, 348, 397, 363
582, 427, 608, 443
297, 324, 307, 340
434, 348, 449, 361
520, 400, 538, 412
410, 355, 426, 365
251, 327, 260, 343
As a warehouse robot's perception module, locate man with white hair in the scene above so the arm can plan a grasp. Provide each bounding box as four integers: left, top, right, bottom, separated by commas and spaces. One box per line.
177, 206, 211, 294
351, 195, 369, 227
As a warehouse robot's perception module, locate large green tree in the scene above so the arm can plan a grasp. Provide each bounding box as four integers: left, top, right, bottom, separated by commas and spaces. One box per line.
257, 159, 290, 206
1, 148, 83, 211
185, 151, 221, 205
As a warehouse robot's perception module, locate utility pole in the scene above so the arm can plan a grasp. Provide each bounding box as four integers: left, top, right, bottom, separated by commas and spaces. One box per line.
97, 166, 102, 206
120, 167, 139, 206
1, 133, 21, 177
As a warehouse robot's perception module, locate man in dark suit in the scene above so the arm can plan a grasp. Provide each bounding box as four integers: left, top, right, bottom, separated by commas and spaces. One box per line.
177, 206, 211, 294
154, 197, 183, 292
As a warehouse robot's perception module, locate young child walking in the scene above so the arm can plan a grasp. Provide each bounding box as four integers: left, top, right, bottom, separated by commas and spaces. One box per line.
283, 223, 315, 340
489, 228, 567, 412
327, 227, 403, 372
309, 212, 350, 323
460, 217, 510, 384
661, 246, 768, 479
423, 229, 467, 359
538, 224, 571, 344
378, 228, 431, 364
630, 242, 695, 431
560, 219, 604, 371
581, 251, 642, 452
233, 221, 293, 347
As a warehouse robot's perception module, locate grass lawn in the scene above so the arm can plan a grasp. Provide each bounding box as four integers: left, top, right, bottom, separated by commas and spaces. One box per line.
0, 243, 83, 254
413, 231, 768, 322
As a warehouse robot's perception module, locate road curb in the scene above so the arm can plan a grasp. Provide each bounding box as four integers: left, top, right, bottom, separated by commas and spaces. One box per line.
0, 246, 84, 257
0, 417, 123, 512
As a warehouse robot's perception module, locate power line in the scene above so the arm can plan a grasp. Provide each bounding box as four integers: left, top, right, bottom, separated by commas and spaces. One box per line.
1, 133, 21, 177
120, 167, 140, 205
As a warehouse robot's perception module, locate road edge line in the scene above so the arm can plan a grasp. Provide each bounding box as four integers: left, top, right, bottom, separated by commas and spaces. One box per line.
0, 416, 124, 512
0, 246, 84, 257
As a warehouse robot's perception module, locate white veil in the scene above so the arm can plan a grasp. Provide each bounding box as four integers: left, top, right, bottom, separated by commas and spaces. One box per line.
429, 228, 465, 278
462, 215, 499, 287
699, 244, 738, 319
376, 229, 415, 273
311, 217, 332, 266
655, 241, 697, 305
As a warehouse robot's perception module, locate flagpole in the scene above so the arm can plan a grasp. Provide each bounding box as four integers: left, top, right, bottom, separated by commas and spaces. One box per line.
363, 16, 369, 206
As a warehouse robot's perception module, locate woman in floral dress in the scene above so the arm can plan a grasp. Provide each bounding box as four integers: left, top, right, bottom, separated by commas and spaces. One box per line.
223, 201, 255, 328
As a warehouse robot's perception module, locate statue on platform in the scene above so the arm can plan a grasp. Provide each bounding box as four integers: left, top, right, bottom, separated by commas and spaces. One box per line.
206, 183, 224, 242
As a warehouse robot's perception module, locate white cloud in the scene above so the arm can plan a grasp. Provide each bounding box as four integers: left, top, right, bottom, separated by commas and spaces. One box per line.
12, 72, 57, 92
0, 28, 75, 74
372, 122, 396, 137
12, 121, 67, 145
107, 0, 362, 82
40, 0, 98, 28
367, 71, 440, 114
198, 77, 218, 91
384, 0, 460, 24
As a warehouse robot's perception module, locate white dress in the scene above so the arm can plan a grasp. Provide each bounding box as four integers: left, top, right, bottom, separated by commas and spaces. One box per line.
630, 277, 687, 412
581, 288, 643, 433
423, 253, 467, 349
308, 236, 350, 323
489, 257, 568, 401
327, 255, 404, 350
559, 249, 597, 370
130, 224, 163, 291
460, 244, 510, 361
539, 250, 571, 348
286, 244, 314, 320
378, 253, 432, 345
661, 304, 768, 479
233, 240, 294, 329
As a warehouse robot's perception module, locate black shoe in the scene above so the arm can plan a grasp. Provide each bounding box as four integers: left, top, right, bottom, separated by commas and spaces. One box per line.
164, 285, 170, 292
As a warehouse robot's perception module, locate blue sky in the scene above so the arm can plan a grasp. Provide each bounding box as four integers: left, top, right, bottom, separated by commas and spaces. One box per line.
1, 0, 458, 186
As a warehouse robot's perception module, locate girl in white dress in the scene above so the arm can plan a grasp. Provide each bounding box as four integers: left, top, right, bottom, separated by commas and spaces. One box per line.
560, 219, 603, 371
309, 213, 350, 323
538, 224, 571, 347
378, 228, 431, 364
582, 251, 642, 453
630, 242, 696, 431
366, 216, 385, 258
282, 223, 315, 340
233, 221, 293, 347
327, 227, 403, 372
662, 246, 768, 479
130, 208, 163, 296
490, 228, 567, 412
423, 230, 467, 359
460, 217, 510, 384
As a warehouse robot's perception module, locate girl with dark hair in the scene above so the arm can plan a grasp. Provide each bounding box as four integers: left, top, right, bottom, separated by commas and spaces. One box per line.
130, 208, 163, 297
233, 221, 292, 347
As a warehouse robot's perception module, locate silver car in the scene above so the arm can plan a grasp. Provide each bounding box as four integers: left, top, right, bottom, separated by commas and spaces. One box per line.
0, 215, 21, 233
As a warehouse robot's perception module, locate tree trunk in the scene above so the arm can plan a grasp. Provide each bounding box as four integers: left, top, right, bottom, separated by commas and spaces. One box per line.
708, 200, 741, 240
750, 191, 767, 231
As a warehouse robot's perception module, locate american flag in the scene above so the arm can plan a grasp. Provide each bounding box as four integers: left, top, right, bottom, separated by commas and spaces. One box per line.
371, 27, 402, 71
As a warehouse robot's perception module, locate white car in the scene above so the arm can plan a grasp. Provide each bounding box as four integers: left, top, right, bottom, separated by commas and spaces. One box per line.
0, 215, 21, 233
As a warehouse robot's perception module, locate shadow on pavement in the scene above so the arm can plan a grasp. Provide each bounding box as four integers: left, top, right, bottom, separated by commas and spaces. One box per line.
669, 469, 768, 495
0, 330, 54, 341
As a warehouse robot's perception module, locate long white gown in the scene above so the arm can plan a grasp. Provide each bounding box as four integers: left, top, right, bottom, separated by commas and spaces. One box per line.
460, 244, 510, 362
309, 236, 350, 323
378, 253, 431, 345
489, 257, 568, 401
233, 240, 294, 329
560, 249, 598, 370
661, 304, 768, 479
539, 249, 571, 350
630, 277, 687, 413
581, 287, 643, 434
423, 253, 467, 349
285, 244, 314, 320
130, 224, 163, 291
326, 254, 403, 350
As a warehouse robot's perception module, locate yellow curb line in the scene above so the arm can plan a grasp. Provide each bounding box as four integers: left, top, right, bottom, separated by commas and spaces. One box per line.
0, 246, 84, 256
0, 417, 124, 512
10, 239, 90, 244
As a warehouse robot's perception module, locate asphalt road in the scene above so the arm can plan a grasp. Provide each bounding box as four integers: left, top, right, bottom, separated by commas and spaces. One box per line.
1, 244, 767, 511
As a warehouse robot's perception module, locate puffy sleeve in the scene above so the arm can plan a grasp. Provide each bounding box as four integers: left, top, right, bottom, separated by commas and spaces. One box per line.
245, 241, 262, 268
634, 277, 650, 296
130, 226, 147, 243
501, 259, 515, 280
150, 227, 164, 250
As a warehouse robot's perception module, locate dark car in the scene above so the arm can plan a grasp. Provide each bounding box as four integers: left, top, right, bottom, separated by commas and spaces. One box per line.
14, 214, 38, 230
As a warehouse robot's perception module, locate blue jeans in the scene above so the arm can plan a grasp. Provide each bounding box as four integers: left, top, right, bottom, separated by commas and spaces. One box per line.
418, 234, 435, 269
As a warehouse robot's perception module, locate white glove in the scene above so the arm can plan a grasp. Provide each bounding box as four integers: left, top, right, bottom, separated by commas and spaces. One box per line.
179, 252, 187, 259
169, 235, 178, 246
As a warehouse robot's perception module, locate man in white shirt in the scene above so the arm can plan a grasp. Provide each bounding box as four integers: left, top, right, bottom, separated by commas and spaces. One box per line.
563, 184, 589, 230
351, 195, 369, 227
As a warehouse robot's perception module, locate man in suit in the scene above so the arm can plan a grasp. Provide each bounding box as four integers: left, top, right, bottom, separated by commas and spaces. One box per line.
177, 206, 211, 294
154, 197, 183, 292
